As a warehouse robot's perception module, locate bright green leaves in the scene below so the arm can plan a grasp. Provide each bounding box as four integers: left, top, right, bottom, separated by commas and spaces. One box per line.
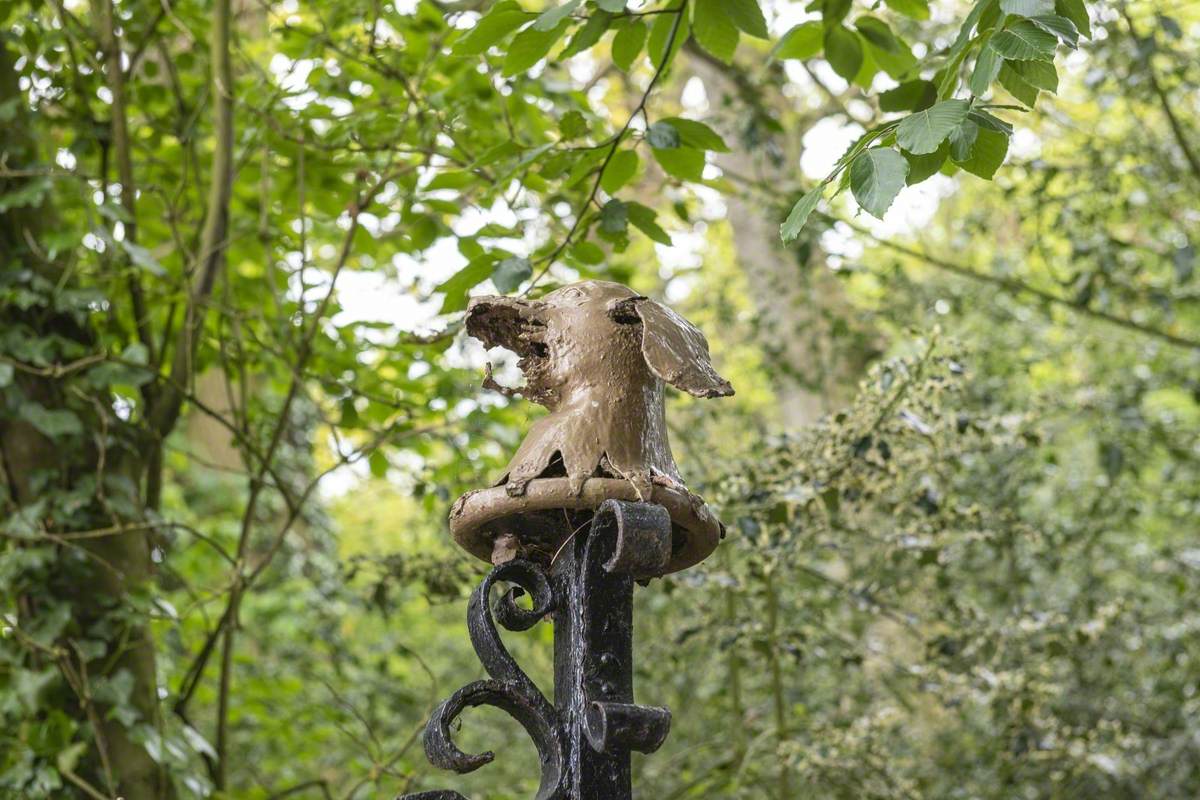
533, 0, 582, 31
612, 20, 648, 71
824, 25, 864, 81
990, 20, 1059, 60
724, 0, 769, 39
451, 2, 532, 56
896, 100, 970, 155
503, 18, 571, 76
600, 149, 640, 193
659, 117, 729, 152
774, 22, 823, 60
691, 0, 767, 62
850, 148, 910, 218
436, 256, 497, 313
780, 183, 827, 244
653, 146, 706, 182
692, 0, 740, 63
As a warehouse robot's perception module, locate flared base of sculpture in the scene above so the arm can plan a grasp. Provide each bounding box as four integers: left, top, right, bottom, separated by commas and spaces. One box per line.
449, 477, 722, 576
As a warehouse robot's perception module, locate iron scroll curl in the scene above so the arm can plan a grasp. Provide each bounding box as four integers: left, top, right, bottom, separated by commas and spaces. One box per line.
413, 559, 565, 800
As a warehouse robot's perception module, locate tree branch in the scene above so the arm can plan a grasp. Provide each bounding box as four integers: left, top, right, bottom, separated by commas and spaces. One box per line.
147, 0, 234, 441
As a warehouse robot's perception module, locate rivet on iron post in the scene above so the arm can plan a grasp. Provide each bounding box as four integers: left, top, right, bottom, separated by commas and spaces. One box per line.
404, 281, 733, 799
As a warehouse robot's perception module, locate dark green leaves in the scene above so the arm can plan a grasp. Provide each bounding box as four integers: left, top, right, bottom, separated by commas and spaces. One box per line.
627, 202, 672, 244
895, 100, 970, 155
646, 121, 681, 150
824, 25, 864, 81
954, 127, 1009, 178
880, 80, 937, 112
850, 148, 909, 218
492, 256, 532, 293
990, 20, 1059, 60
599, 198, 628, 234
969, 44, 1003, 96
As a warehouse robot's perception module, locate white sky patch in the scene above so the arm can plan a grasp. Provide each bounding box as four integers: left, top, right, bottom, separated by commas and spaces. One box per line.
800, 118, 864, 181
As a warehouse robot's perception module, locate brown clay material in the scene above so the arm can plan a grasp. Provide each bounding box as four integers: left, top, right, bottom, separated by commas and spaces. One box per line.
451, 280, 733, 575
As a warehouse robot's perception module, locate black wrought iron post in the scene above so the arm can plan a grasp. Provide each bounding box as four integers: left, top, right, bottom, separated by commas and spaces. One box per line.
403, 500, 673, 800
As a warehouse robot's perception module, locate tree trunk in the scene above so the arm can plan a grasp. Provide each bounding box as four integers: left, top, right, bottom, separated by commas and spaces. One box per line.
1, 42, 168, 800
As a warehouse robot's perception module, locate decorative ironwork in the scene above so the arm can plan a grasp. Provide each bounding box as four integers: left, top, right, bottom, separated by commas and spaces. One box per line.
403, 500, 673, 799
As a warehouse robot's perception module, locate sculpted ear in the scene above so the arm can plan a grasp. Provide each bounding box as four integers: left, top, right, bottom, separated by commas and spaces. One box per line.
612, 297, 734, 398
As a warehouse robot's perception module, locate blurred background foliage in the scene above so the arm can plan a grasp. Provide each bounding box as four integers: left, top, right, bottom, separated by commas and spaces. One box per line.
2, 0, 1198, 798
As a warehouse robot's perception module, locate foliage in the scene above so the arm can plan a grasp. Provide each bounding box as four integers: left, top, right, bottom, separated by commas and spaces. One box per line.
4, 0, 1199, 799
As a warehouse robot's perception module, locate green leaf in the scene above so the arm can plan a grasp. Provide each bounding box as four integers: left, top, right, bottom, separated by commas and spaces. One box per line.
648, 7, 688, 67
1055, 0, 1090, 38
652, 146, 706, 182
436, 256, 497, 313
562, 11, 611, 57
824, 25, 864, 81
661, 117, 729, 152
596, 0, 626, 9
998, 62, 1040, 106
884, 0, 930, 20
570, 240, 606, 264
999, 0, 1054, 15
600, 149, 640, 193
612, 20, 648, 71
492, 256, 532, 293
19, 402, 83, 438
955, 126, 1009, 178
559, 110, 588, 139
774, 22, 823, 60
726, 0, 769, 39
599, 199, 628, 233
0, 362, 13, 388
533, 0, 582, 31
780, 184, 826, 243
903, 143, 949, 185
895, 100, 970, 155
121, 241, 166, 276
452, 2, 532, 56
968, 43, 1002, 96
849, 147, 909, 218
503, 19, 570, 75
879, 80, 937, 112
990, 20, 1058, 60
1029, 14, 1078, 47
855, 16, 900, 53
646, 121, 681, 149
368, 449, 389, 478
1011, 58, 1058, 91
949, 120, 980, 161
627, 202, 672, 244
692, 0, 739, 63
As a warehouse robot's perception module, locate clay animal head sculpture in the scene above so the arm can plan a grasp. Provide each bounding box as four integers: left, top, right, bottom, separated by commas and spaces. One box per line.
448, 280, 734, 575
